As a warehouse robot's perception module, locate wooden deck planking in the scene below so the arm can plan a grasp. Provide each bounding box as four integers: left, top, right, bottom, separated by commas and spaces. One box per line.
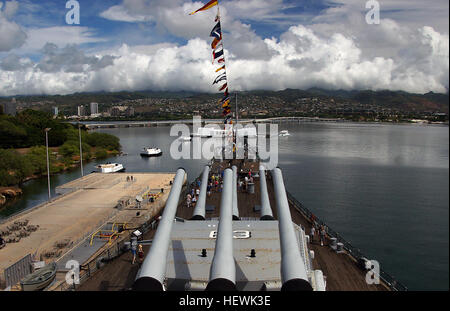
77, 160, 388, 291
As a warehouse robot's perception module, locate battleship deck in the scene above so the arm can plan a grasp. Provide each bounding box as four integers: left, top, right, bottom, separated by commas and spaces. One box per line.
77, 160, 389, 291
0, 172, 175, 288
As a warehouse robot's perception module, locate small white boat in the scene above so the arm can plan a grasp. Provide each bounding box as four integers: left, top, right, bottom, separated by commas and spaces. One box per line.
20, 262, 57, 291
96, 163, 125, 173
279, 130, 290, 137
140, 147, 163, 157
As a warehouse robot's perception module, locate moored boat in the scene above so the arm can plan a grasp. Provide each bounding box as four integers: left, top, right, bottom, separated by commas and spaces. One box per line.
96, 163, 125, 173
20, 262, 57, 291
140, 147, 163, 157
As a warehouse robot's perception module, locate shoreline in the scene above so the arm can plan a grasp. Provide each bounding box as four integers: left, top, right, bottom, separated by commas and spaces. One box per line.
76, 117, 449, 127
0, 187, 22, 206
0, 150, 121, 207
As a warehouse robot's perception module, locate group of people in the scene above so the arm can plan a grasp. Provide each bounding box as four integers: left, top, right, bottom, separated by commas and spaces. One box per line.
238, 170, 254, 192
309, 223, 327, 246
186, 172, 226, 208
185, 168, 257, 209
131, 240, 144, 265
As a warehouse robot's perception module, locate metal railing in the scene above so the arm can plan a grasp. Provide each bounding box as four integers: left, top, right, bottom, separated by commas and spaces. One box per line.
53, 216, 158, 291
286, 191, 408, 291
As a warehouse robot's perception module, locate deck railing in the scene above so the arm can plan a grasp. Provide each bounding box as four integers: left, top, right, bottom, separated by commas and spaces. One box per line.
286, 191, 408, 291
52, 217, 158, 291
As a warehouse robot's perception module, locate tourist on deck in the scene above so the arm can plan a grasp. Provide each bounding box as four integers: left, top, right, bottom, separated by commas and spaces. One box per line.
207, 184, 211, 196
186, 194, 192, 208
319, 226, 326, 246
310, 226, 315, 244
131, 238, 137, 264
196, 188, 200, 196
137, 244, 144, 264
192, 195, 197, 207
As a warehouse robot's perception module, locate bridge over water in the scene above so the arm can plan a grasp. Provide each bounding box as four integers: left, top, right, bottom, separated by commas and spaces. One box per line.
80, 117, 344, 129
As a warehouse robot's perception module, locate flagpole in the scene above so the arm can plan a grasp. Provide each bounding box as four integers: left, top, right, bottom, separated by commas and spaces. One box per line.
215, 3, 232, 122
215, 1, 236, 157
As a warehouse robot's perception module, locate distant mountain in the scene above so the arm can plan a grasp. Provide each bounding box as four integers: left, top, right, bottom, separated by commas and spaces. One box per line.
1, 88, 448, 114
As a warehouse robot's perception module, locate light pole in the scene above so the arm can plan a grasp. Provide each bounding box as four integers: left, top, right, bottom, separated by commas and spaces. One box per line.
45, 128, 51, 201
78, 123, 84, 177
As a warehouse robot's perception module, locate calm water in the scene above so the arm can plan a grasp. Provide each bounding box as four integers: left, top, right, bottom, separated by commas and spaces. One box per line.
1, 122, 448, 290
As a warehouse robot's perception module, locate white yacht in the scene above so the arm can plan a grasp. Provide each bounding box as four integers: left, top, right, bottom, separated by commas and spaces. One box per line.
96, 163, 125, 173
279, 130, 290, 136
140, 147, 163, 157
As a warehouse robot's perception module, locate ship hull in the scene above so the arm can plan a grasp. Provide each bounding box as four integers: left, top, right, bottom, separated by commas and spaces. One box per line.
140, 152, 163, 157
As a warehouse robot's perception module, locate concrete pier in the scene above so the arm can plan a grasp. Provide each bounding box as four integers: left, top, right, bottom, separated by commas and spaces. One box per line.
0, 172, 179, 289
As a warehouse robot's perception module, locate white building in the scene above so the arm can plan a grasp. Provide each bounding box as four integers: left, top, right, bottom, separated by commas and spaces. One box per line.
77, 105, 85, 117
90, 102, 99, 116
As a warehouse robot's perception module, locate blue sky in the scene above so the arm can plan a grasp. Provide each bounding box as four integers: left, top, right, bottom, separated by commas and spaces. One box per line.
13, 0, 336, 55
0, 0, 448, 96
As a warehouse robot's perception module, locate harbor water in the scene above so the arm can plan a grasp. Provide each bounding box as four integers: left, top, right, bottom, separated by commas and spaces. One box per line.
1, 122, 448, 290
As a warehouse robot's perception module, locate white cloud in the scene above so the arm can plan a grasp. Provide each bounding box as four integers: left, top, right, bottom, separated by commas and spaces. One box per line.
0, 0, 448, 96
0, 0, 27, 52
99, 5, 151, 23
0, 53, 33, 71
21, 26, 105, 52
1, 23, 448, 96
2, 0, 18, 18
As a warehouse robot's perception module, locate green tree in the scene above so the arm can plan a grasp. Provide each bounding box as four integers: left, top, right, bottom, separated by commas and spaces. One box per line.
25, 146, 57, 175
0, 118, 28, 148
86, 132, 121, 151
16, 110, 68, 147
95, 148, 108, 159
0, 149, 33, 186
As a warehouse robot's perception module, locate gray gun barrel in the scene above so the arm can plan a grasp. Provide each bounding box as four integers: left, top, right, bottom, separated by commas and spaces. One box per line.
232, 165, 240, 220
259, 165, 274, 220
272, 167, 312, 291
191, 165, 210, 220
133, 168, 186, 291
206, 169, 236, 291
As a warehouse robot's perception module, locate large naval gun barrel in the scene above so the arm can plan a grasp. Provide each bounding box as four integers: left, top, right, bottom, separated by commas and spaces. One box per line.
191, 165, 210, 220
132, 168, 186, 291
259, 165, 274, 220
232, 165, 240, 220
272, 167, 313, 291
206, 168, 236, 291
